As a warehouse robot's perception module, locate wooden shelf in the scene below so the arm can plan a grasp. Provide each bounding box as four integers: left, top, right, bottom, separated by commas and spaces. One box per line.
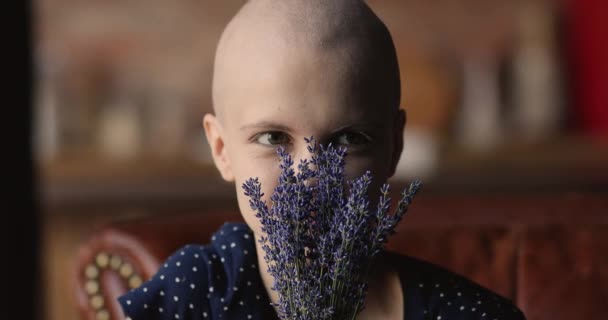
38, 137, 608, 212
424, 136, 608, 193
38, 155, 236, 211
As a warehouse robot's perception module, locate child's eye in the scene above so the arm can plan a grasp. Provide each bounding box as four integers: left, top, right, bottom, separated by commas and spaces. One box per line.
334, 132, 372, 146
255, 131, 291, 146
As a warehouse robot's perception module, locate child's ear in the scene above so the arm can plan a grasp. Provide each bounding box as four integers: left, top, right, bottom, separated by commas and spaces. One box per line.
202, 114, 235, 182
388, 108, 406, 178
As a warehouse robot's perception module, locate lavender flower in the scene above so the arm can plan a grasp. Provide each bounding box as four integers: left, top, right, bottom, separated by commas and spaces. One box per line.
242, 137, 422, 320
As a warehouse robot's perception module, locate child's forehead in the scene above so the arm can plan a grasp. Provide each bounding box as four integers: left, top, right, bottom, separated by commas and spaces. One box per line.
213, 0, 401, 123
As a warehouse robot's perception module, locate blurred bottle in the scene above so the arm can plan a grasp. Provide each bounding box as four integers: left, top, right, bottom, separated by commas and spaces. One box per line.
565, 0, 608, 140
392, 48, 457, 180
395, 127, 440, 180
186, 101, 213, 164
57, 64, 104, 156
143, 89, 189, 159
33, 54, 60, 163
510, 2, 562, 142
190, 127, 213, 164
98, 85, 142, 161
456, 55, 502, 151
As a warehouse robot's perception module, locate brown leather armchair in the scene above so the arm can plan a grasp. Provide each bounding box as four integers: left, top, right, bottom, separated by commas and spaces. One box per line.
73, 211, 241, 320
73, 193, 608, 320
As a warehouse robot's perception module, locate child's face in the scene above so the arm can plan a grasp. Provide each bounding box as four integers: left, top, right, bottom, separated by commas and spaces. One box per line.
204, 42, 405, 236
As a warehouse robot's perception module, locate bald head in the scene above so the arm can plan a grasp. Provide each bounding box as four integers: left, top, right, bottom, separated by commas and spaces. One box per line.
211, 0, 401, 123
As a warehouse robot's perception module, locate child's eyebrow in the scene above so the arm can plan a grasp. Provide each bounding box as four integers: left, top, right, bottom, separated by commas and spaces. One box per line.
240, 121, 293, 133
332, 122, 387, 132
240, 121, 388, 134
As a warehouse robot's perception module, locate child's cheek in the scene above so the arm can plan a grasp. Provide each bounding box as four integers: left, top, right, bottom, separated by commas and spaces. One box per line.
235, 157, 281, 209
343, 156, 379, 181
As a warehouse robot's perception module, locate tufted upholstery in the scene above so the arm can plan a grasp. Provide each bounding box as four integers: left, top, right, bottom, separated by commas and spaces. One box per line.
73, 192, 608, 320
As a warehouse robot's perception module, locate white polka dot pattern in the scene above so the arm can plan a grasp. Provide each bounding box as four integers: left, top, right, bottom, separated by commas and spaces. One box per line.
117, 222, 276, 319
389, 252, 527, 320
117, 223, 527, 320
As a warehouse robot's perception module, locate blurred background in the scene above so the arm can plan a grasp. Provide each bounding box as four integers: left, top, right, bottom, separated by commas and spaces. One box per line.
33, 0, 607, 320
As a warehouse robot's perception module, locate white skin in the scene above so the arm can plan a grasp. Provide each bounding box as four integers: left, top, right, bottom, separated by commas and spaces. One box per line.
203, 1, 406, 318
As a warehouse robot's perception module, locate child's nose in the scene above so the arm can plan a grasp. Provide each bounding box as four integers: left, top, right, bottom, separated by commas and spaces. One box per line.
291, 145, 318, 184
292, 153, 315, 173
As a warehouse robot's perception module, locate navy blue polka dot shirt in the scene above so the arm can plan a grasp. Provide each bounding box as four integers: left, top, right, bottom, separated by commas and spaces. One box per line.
118, 222, 526, 320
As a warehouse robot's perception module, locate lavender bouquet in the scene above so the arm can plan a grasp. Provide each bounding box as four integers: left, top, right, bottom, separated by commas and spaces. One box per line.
243, 137, 421, 320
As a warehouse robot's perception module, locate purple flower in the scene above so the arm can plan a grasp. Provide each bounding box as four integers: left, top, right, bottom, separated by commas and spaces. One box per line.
242, 137, 421, 320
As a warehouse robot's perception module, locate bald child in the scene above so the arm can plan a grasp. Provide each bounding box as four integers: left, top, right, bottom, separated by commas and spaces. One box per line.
118, 1, 527, 319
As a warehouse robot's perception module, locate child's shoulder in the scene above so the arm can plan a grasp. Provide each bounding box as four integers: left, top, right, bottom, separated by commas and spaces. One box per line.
118, 222, 271, 320
383, 251, 527, 320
